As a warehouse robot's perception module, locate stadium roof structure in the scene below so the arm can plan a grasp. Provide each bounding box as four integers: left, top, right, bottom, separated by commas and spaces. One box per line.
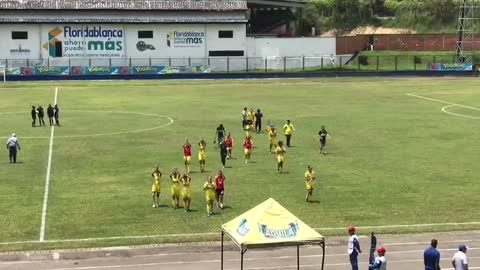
247, 0, 307, 8
0, 0, 247, 11
0, 0, 248, 23
221, 198, 325, 270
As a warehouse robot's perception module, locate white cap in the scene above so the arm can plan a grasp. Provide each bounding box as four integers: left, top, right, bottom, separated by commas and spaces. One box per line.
12, 133, 16, 137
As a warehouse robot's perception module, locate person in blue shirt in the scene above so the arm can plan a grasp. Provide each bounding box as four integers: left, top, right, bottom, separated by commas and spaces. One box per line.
369, 246, 387, 270
424, 239, 441, 270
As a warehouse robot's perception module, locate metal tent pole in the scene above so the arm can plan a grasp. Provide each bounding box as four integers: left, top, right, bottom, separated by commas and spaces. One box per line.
240, 249, 247, 270
321, 242, 326, 270
297, 245, 300, 270
221, 231, 224, 270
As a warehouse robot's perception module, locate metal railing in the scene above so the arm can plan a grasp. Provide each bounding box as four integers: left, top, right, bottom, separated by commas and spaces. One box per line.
0, 54, 473, 73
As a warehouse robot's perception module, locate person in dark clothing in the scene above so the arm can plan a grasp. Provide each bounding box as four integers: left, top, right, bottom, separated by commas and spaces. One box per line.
47, 104, 54, 126
214, 124, 225, 147
54, 104, 60, 126
219, 138, 228, 168
37, 105, 45, 126
424, 239, 441, 270
254, 109, 263, 133
31, 106, 37, 127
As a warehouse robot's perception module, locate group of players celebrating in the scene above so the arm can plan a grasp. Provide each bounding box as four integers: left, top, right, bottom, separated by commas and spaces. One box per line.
150, 107, 330, 216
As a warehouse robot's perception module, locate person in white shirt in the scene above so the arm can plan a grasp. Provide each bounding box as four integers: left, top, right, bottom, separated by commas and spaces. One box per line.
347, 226, 362, 270
241, 107, 247, 128
369, 246, 387, 270
452, 244, 468, 270
6, 133, 20, 163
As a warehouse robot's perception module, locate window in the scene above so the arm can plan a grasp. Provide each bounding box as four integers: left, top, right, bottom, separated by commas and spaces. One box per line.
209, 50, 244, 57
218, 30, 233, 38
11, 31, 28, 40
138, 31, 153, 39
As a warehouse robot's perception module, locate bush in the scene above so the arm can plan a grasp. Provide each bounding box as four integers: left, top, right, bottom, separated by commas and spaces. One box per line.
358, 55, 369, 65
414, 56, 422, 64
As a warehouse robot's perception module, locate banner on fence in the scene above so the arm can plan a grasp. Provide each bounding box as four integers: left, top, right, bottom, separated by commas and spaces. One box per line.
6, 67, 21, 75
71, 66, 130, 75
164, 65, 211, 74
131, 66, 166, 74
34, 66, 70, 75
428, 63, 473, 71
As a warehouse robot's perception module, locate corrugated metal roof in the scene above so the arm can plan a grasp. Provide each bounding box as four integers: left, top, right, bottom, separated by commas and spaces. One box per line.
0, 10, 248, 23
0, 0, 247, 11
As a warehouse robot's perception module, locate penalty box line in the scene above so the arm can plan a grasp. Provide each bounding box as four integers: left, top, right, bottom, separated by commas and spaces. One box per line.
1, 221, 479, 246
406, 93, 480, 111
39, 87, 58, 242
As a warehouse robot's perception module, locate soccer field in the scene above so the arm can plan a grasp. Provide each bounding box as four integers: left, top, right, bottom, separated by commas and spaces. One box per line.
1, 77, 480, 251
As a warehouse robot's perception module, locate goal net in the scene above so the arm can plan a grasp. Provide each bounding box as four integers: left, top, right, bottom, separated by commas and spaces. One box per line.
0, 65, 5, 82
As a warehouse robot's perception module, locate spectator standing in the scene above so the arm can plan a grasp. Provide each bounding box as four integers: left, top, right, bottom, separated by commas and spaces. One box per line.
54, 104, 60, 126
31, 106, 37, 127
452, 244, 468, 270
47, 104, 54, 126
424, 239, 441, 270
283, 120, 296, 147
348, 226, 362, 270
369, 246, 387, 270
6, 133, 20, 163
254, 109, 263, 133
37, 105, 45, 126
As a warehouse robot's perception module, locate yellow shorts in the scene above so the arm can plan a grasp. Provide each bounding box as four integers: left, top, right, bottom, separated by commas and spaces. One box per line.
171, 184, 180, 197
206, 191, 215, 202
244, 148, 251, 155
306, 180, 314, 190
152, 183, 160, 193
182, 187, 192, 200
270, 138, 277, 146
198, 152, 206, 161
183, 156, 191, 163
277, 156, 285, 163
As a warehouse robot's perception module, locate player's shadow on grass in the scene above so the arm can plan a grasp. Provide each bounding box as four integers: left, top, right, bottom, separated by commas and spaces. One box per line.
221, 205, 233, 210
308, 200, 320, 204
157, 204, 169, 208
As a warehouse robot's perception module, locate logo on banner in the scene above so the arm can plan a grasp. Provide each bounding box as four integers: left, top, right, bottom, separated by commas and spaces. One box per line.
10, 45, 31, 54
167, 31, 204, 48
236, 217, 250, 236
136, 41, 155, 51
42, 26, 124, 58
258, 221, 299, 239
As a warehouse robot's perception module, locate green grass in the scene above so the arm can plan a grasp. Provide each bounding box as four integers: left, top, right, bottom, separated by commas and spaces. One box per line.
1, 77, 480, 252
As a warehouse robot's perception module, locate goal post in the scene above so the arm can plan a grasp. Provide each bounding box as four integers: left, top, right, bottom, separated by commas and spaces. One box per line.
0, 65, 6, 82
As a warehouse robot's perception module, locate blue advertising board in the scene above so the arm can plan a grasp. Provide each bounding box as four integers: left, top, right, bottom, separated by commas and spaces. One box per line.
429, 63, 473, 71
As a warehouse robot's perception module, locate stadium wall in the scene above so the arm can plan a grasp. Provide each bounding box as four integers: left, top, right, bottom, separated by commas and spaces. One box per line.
246, 37, 336, 57
0, 24, 247, 62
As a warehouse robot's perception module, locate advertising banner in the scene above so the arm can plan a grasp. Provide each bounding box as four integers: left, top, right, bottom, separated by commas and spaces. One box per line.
164, 66, 211, 74
6, 67, 21, 75
42, 25, 125, 58
428, 63, 473, 71
34, 66, 70, 75
131, 66, 166, 74
167, 31, 205, 48
71, 66, 130, 75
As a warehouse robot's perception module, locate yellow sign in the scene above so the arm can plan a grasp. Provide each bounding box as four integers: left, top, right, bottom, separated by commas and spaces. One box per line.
222, 198, 323, 247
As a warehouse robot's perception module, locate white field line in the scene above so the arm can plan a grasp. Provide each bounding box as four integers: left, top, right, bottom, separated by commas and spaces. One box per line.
2, 222, 480, 246
0, 111, 174, 139
442, 104, 480, 119
39, 87, 58, 242
406, 93, 480, 111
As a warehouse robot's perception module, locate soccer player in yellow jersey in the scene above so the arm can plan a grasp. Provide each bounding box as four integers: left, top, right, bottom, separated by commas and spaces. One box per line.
267, 125, 278, 153
180, 172, 192, 212
151, 165, 162, 208
198, 138, 207, 173
170, 168, 181, 209
283, 120, 296, 147
305, 165, 315, 202
246, 108, 254, 126
244, 122, 253, 138
203, 176, 216, 217
275, 141, 287, 173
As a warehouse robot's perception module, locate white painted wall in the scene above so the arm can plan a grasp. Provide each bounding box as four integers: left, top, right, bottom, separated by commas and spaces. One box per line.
246, 37, 336, 57
0, 25, 42, 60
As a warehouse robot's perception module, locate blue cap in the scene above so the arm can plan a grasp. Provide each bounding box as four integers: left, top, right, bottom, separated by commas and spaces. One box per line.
459, 244, 467, 251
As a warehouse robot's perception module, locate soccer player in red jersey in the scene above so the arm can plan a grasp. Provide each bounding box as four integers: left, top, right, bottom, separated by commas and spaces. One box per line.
183, 139, 192, 173
225, 132, 233, 159
215, 170, 226, 209
243, 136, 253, 164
